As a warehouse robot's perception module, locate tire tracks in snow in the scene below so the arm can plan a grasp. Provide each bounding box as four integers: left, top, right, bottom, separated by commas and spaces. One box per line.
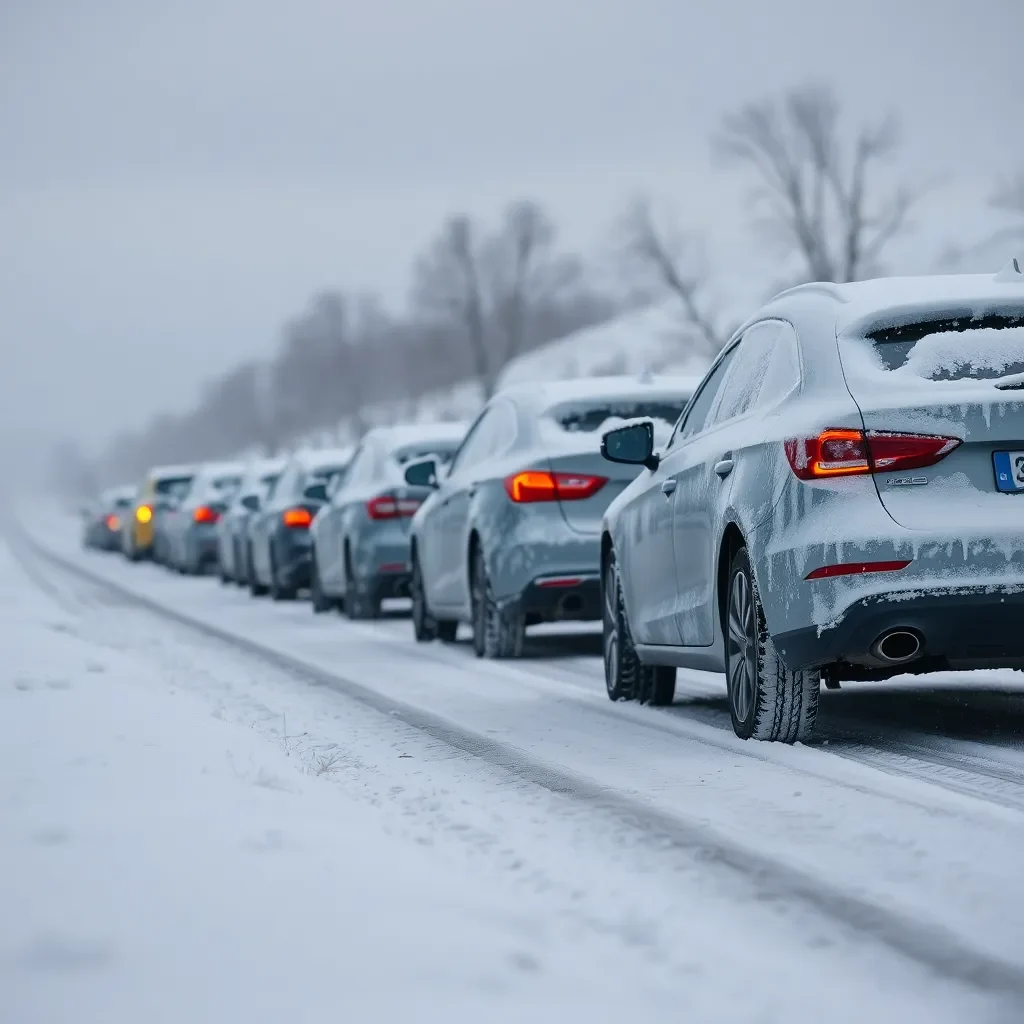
14, 527, 1024, 1006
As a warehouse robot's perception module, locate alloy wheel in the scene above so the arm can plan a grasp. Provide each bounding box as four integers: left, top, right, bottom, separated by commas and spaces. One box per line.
727, 569, 757, 724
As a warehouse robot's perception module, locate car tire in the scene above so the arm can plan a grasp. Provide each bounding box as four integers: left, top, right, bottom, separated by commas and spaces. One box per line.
471, 550, 523, 659
726, 546, 819, 743
436, 620, 458, 643
309, 556, 333, 613
602, 551, 644, 701
249, 545, 269, 597
410, 553, 438, 641
236, 541, 250, 587
269, 550, 297, 601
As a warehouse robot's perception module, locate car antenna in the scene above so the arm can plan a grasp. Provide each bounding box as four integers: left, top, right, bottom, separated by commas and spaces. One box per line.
994, 257, 1022, 283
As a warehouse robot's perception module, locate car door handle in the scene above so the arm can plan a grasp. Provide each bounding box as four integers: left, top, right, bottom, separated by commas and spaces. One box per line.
714, 458, 734, 478
661, 479, 677, 497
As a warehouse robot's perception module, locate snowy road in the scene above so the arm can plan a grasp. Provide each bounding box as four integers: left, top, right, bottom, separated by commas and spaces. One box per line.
5, 514, 1024, 1022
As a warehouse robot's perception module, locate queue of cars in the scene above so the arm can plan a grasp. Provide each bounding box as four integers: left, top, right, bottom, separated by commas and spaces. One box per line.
81, 265, 1024, 743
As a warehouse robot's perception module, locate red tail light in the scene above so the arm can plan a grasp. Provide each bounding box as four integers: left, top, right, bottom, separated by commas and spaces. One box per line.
784, 429, 961, 480
366, 495, 421, 520
282, 507, 312, 528
105, 514, 120, 531
193, 505, 220, 524
503, 471, 608, 503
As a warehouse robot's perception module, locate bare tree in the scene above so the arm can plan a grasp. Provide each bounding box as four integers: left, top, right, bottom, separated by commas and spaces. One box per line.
485, 200, 582, 367
716, 83, 921, 283
993, 173, 1024, 217
617, 196, 726, 353
412, 215, 492, 393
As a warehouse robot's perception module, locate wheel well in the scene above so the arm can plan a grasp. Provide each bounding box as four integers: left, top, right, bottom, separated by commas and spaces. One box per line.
600, 531, 613, 572
717, 523, 745, 632
409, 536, 418, 565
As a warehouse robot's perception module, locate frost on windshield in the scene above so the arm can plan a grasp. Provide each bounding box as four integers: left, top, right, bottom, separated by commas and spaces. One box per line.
863, 313, 1024, 384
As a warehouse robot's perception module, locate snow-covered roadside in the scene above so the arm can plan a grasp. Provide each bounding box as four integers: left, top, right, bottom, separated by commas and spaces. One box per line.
3, 543, 710, 1024
1, 530, 1019, 1023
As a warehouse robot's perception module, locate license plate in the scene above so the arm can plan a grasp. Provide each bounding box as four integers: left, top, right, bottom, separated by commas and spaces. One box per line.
993, 451, 1024, 492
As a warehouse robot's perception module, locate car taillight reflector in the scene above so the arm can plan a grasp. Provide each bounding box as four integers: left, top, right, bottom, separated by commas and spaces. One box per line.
804, 560, 912, 581
105, 514, 120, 531
366, 495, 421, 520
136, 505, 153, 523
784, 429, 961, 480
282, 507, 312, 528
503, 471, 608, 503
193, 505, 220, 524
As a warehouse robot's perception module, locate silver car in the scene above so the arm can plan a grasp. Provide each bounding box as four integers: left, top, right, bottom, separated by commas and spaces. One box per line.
407, 376, 699, 657
248, 447, 353, 600
163, 461, 245, 574
216, 457, 286, 585
309, 422, 468, 619
599, 263, 1024, 742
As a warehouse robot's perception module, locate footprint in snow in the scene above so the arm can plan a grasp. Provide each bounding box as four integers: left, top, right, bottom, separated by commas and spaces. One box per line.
45, 678, 73, 691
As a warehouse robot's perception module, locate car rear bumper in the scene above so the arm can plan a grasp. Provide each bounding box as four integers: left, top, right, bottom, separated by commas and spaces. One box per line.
521, 572, 601, 623
774, 585, 1024, 675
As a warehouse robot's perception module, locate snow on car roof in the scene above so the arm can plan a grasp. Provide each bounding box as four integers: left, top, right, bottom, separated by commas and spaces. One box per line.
769, 272, 1024, 337
149, 463, 197, 481
294, 445, 356, 470
101, 484, 137, 502
194, 460, 245, 481
367, 421, 469, 450
502, 374, 704, 411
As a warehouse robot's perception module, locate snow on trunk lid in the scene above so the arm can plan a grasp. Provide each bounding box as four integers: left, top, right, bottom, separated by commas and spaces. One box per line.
539, 396, 689, 536
838, 308, 1024, 531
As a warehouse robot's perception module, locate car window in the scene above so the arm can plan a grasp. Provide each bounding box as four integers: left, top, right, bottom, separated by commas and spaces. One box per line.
707, 322, 783, 426
672, 344, 740, 444
271, 462, 299, 503
448, 402, 515, 477
341, 443, 374, 490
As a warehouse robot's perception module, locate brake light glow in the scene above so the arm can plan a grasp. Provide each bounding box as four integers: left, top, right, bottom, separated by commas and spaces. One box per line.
193, 505, 220, 524
136, 505, 153, 524
503, 471, 608, 503
366, 495, 421, 520
105, 514, 120, 531
804, 559, 912, 581
784, 429, 961, 480
282, 507, 313, 528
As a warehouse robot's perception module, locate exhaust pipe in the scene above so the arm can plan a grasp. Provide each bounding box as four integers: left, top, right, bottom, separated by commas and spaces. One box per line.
871, 629, 922, 664
556, 592, 584, 618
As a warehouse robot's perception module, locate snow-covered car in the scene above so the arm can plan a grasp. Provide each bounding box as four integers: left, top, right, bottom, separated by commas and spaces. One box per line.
599, 260, 1024, 742
247, 447, 353, 600
81, 485, 136, 551
162, 461, 245, 574
216, 457, 286, 585
309, 422, 468, 619
405, 376, 699, 657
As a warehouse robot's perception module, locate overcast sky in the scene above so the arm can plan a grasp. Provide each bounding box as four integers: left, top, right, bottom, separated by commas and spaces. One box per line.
1, 0, 1020, 470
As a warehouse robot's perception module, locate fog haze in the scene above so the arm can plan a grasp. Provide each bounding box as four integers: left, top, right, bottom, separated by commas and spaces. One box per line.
1, 0, 1020, 467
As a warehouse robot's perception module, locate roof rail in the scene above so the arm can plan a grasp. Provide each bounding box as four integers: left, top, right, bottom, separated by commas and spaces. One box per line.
767, 281, 850, 303
994, 257, 1022, 283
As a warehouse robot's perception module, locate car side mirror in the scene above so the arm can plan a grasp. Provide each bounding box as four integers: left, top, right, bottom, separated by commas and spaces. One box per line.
241, 493, 260, 512
303, 482, 328, 504
404, 457, 438, 489
601, 421, 659, 471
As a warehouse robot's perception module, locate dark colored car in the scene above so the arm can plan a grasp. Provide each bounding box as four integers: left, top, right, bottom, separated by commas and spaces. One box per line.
309, 422, 467, 618
247, 447, 353, 600
82, 485, 137, 551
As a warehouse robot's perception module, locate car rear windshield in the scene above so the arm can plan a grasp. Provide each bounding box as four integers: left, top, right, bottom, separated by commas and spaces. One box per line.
392, 440, 460, 465
547, 398, 690, 433
113, 496, 134, 509
155, 475, 193, 495
866, 310, 1024, 382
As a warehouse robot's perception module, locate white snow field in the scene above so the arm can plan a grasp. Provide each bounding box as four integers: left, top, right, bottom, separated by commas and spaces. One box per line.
4, 514, 1024, 1023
